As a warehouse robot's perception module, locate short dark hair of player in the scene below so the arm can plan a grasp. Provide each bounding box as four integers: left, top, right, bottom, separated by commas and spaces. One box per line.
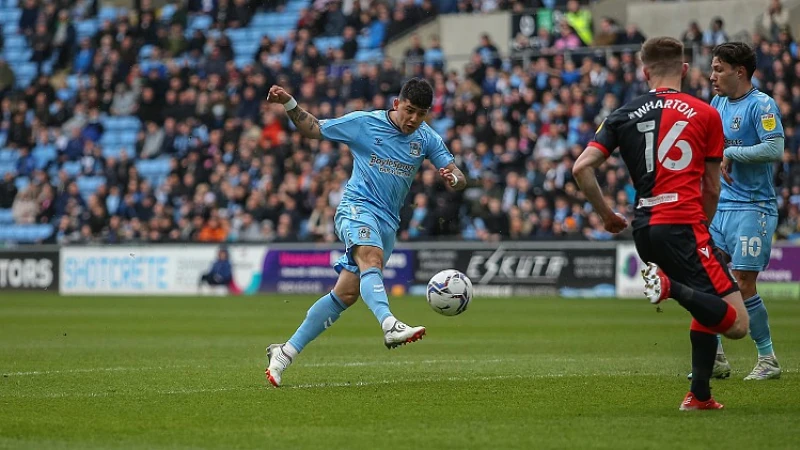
640, 37, 685, 77
712, 42, 757, 79
399, 78, 433, 110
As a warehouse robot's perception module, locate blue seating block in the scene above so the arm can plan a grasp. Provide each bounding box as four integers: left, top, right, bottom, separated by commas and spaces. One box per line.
0, 208, 13, 224
0, 224, 54, 243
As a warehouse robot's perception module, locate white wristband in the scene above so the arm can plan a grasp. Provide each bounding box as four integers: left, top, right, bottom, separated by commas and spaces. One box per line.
449, 174, 458, 187
283, 97, 298, 111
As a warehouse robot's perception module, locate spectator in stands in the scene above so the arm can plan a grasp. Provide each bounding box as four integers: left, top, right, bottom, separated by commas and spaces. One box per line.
19, 0, 39, 38
565, 0, 592, 46
762, 0, 790, 41
681, 21, 703, 49
0, 58, 14, 97
702, 17, 729, 47
593, 17, 619, 47
12, 186, 39, 224
0, 173, 17, 209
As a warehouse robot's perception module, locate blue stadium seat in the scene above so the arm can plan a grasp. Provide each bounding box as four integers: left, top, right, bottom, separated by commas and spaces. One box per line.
139, 44, 155, 60
2, 22, 18, 35
0, 133, 5, 147
4, 48, 33, 62
266, 27, 293, 39
355, 48, 383, 62
4, 0, 18, 8
226, 28, 249, 43
76, 20, 99, 39
103, 116, 141, 132
357, 36, 371, 49
98, 6, 120, 22
101, 146, 123, 159
14, 176, 29, 191
286, 1, 306, 13
4, 35, 26, 50
62, 161, 82, 177
32, 145, 57, 169
0, 9, 22, 24
0, 149, 18, 162
0, 209, 13, 224
14, 62, 37, 89
159, 3, 177, 22
188, 14, 212, 31
315, 37, 343, 52
234, 56, 253, 69
77, 176, 106, 199
0, 161, 14, 176
0, 225, 54, 243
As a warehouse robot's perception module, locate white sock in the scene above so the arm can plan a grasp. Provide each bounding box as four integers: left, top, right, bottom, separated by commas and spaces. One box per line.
282, 342, 299, 359
381, 316, 397, 332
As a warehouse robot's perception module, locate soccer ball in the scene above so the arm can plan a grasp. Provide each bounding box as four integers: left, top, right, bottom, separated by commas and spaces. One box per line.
426, 269, 473, 316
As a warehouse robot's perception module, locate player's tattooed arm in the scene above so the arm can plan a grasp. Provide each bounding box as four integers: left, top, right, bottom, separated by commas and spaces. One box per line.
285, 107, 322, 140
265, 84, 322, 140
439, 163, 467, 191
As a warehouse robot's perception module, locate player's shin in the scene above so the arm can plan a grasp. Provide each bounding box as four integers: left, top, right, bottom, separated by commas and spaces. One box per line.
745, 294, 775, 357
359, 268, 393, 326
286, 291, 350, 354
690, 325, 718, 401
669, 280, 737, 333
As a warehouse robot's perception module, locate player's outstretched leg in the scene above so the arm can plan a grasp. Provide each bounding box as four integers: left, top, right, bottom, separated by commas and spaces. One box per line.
641, 263, 743, 336
265, 291, 351, 387
359, 267, 426, 349
354, 246, 425, 349
743, 293, 781, 380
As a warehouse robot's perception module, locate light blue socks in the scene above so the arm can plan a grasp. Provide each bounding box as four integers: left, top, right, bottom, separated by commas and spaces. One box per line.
359, 267, 393, 325
744, 294, 775, 357
287, 292, 348, 353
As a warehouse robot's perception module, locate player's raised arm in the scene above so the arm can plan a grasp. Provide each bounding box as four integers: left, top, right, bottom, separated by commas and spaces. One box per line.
266, 85, 322, 140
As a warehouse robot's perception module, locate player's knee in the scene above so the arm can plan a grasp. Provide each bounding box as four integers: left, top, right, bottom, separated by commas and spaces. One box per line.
725, 322, 748, 340
333, 271, 360, 306
353, 246, 384, 272
733, 271, 757, 299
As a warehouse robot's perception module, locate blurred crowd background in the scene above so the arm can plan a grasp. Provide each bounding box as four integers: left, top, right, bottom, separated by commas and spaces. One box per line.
0, 0, 799, 246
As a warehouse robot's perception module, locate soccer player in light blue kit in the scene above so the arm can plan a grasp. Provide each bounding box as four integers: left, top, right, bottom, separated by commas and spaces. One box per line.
264, 78, 467, 387
704, 42, 783, 380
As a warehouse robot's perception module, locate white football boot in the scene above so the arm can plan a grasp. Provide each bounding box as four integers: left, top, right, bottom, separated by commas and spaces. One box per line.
265, 343, 294, 388
382, 318, 426, 349
743, 356, 781, 380
687, 353, 732, 380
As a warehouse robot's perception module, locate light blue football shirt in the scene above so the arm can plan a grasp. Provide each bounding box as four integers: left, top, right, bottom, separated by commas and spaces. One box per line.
711, 88, 783, 215
320, 110, 455, 230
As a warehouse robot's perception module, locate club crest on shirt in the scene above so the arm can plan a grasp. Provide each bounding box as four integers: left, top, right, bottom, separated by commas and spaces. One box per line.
358, 227, 371, 240
761, 113, 776, 132
409, 141, 422, 157
730, 116, 742, 131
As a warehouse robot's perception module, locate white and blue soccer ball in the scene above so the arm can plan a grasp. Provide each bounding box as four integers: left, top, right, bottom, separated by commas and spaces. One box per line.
426, 269, 473, 316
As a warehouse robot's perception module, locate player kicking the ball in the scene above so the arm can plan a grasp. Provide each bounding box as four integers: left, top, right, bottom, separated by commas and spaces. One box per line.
573, 37, 750, 410
264, 78, 467, 387
694, 42, 783, 381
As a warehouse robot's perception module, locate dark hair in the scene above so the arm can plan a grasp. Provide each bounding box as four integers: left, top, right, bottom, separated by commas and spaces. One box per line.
640, 37, 684, 76
712, 42, 757, 79
399, 78, 433, 109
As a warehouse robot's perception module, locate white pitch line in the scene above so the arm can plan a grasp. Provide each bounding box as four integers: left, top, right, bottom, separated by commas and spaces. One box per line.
2, 366, 174, 377
1, 358, 508, 377
4, 372, 655, 399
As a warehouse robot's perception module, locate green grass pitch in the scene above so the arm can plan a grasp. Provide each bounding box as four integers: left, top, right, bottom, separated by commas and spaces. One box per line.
1, 293, 799, 449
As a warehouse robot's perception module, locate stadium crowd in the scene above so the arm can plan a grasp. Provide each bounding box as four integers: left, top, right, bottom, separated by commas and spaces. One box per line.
0, 0, 799, 245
